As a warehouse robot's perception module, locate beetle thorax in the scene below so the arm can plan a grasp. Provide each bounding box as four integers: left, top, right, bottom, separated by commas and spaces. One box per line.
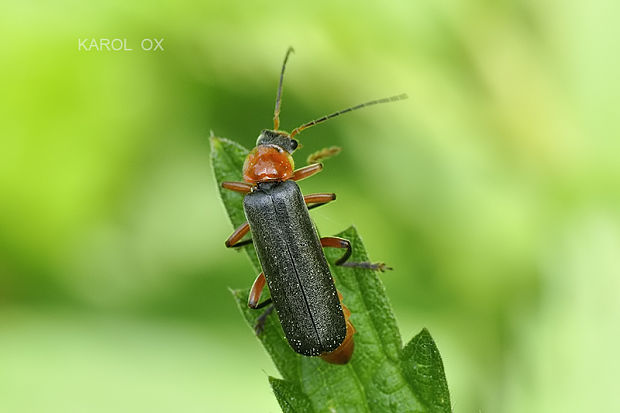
243, 145, 295, 183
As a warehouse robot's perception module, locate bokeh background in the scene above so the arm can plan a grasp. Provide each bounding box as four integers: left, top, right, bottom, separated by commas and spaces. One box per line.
1, 0, 619, 411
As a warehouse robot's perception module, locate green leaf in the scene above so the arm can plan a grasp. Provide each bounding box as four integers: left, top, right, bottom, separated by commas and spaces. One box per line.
401, 329, 452, 413
269, 377, 314, 413
211, 135, 452, 413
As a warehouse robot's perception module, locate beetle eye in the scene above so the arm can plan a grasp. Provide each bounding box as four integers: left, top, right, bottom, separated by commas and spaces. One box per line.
290, 139, 298, 151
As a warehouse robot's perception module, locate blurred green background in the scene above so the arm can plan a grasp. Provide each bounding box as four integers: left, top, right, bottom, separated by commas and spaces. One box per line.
1, 0, 619, 411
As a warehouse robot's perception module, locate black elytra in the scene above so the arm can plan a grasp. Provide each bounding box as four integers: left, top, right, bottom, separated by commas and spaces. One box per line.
243, 180, 347, 355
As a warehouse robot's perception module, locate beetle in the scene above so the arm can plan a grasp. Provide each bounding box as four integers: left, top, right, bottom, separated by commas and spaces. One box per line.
221, 47, 406, 364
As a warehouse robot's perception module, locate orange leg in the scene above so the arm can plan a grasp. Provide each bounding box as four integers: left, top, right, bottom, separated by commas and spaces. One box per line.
248, 272, 273, 334
304, 193, 336, 210
248, 272, 271, 309
306, 146, 341, 164
291, 163, 323, 181
225, 222, 251, 248
320, 237, 391, 272
222, 181, 254, 194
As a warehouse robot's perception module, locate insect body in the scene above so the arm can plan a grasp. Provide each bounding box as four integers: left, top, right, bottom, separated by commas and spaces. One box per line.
221, 48, 404, 364
244, 179, 346, 356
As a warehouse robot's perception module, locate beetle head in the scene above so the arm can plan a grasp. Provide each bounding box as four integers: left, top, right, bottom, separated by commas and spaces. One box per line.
256, 129, 299, 153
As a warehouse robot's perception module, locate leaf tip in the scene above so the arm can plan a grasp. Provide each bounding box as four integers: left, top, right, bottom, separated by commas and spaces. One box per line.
269, 377, 313, 413
419, 327, 431, 340
402, 328, 452, 413
209, 135, 222, 151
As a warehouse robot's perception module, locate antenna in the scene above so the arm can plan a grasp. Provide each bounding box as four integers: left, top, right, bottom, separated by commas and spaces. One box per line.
273, 47, 295, 131
289, 93, 408, 138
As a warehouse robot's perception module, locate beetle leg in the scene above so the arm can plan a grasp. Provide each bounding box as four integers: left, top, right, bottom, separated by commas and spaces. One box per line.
254, 305, 275, 335
291, 163, 323, 181
320, 237, 392, 272
248, 272, 274, 334
248, 272, 272, 309
306, 146, 341, 164
225, 222, 253, 248
304, 193, 336, 210
221, 181, 254, 194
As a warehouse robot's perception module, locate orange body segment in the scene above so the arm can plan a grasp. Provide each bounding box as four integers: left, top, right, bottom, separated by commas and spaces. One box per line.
320, 301, 355, 364
243, 146, 294, 183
